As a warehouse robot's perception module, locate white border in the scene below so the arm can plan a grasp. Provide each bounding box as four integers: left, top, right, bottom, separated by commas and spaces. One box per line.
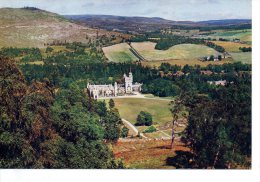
0, 1, 259, 182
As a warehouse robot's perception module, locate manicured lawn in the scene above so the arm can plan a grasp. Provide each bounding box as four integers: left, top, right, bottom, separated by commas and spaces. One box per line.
111, 98, 172, 127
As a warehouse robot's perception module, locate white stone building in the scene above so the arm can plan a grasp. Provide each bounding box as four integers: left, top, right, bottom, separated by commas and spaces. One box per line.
87, 72, 142, 99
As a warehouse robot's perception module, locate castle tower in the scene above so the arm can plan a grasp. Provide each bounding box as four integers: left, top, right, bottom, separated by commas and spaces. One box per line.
124, 72, 133, 94
114, 82, 118, 96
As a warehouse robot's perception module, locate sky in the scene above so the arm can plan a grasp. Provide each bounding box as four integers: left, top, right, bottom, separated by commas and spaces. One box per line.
0, 0, 252, 21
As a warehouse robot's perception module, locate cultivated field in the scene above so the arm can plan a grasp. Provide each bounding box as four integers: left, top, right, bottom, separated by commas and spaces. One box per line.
207, 29, 252, 43
230, 52, 252, 64
102, 43, 138, 62
141, 58, 232, 67
212, 41, 251, 53
131, 42, 220, 61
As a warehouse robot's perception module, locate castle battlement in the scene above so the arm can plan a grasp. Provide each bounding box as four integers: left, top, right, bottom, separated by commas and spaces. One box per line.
87, 72, 142, 99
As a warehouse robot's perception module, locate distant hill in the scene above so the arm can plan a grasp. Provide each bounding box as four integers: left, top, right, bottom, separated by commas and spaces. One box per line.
65, 14, 251, 33
0, 8, 113, 48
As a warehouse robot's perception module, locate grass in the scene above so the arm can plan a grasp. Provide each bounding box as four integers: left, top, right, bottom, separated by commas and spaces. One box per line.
208, 29, 252, 43
229, 52, 252, 64
109, 98, 172, 127
142, 58, 233, 67
131, 42, 220, 61
212, 41, 251, 53
102, 43, 139, 62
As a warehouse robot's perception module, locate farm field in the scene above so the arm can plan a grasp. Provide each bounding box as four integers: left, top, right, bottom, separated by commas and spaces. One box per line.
112, 139, 189, 169
102, 43, 138, 62
212, 41, 251, 53
230, 52, 252, 64
207, 29, 252, 43
142, 58, 232, 67
131, 42, 220, 61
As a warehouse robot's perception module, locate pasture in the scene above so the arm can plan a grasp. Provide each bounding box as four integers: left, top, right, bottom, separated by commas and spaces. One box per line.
212, 41, 251, 53
102, 43, 139, 62
131, 42, 220, 61
208, 29, 252, 43
230, 52, 252, 64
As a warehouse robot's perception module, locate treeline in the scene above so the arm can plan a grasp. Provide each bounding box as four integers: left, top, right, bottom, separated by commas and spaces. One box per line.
0, 57, 124, 168
239, 47, 252, 52
0, 47, 42, 62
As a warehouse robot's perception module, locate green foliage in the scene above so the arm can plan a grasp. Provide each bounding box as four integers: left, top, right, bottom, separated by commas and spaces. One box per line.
0, 58, 124, 168
109, 99, 115, 109
136, 111, 153, 126
120, 126, 129, 138
45, 46, 54, 53
142, 78, 181, 97
143, 125, 157, 133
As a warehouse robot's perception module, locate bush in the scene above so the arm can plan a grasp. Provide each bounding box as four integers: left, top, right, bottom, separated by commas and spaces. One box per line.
121, 126, 129, 138
143, 125, 157, 133
135, 111, 153, 126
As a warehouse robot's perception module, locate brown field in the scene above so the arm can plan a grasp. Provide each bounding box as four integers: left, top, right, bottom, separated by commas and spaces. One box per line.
113, 139, 189, 169
212, 41, 251, 53
141, 58, 233, 67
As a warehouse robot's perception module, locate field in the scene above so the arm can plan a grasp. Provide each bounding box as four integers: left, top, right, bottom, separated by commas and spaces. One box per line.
141, 58, 232, 68
230, 52, 252, 64
112, 98, 172, 126
102, 43, 138, 62
212, 41, 251, 53
207, 29, 252, 43
113, 139, 189, 169
131, 42, 220, 61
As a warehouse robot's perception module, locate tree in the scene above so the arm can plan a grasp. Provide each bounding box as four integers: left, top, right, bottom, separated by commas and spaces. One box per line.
109, 99, 115, 109
135, 111, 153, 126
121, 126, 129, 138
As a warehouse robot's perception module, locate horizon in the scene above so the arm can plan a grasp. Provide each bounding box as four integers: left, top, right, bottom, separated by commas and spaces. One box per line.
0, 0, 252, 21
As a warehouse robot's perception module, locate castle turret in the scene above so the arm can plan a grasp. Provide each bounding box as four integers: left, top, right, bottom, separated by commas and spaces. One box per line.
114, 82, 118, 96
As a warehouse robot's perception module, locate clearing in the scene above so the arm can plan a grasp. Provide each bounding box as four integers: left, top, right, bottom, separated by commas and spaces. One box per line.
212, 41, 251, 53
230, 52, 252, 64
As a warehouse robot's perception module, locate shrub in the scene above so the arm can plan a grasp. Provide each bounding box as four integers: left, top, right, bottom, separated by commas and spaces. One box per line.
135, 111, 153, 126
143, 125, 157, 133
121, 126, 129, 138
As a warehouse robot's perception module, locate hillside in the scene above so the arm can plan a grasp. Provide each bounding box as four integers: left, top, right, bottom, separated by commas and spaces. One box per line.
0, 8, 113, 48
65, 14, 251, 33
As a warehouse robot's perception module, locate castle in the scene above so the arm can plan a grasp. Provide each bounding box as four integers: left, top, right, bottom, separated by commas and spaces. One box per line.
87, 72, 142, 99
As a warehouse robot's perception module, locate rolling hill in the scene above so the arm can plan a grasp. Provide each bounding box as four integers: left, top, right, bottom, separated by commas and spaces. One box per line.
65, 14, 251, 33
0, 8, 113, 48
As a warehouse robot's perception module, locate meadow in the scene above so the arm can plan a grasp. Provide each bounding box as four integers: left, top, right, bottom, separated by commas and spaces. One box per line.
131, 42, 220, 61
230, 52, 252, 64
212, 41, 251, 53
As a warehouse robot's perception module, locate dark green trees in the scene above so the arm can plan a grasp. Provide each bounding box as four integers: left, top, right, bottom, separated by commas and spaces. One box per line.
0, 58, 123, 168
136, 111, 153, 126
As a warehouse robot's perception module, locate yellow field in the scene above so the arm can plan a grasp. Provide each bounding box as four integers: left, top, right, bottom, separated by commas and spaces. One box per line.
212, 41, 251, 53
131, 42, 220, 61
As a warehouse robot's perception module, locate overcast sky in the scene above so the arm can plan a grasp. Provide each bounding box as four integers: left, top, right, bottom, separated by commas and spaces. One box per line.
0, 0, 252, 21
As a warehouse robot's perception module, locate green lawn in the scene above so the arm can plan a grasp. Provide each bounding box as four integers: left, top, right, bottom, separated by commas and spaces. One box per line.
108, 98, 172, 126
